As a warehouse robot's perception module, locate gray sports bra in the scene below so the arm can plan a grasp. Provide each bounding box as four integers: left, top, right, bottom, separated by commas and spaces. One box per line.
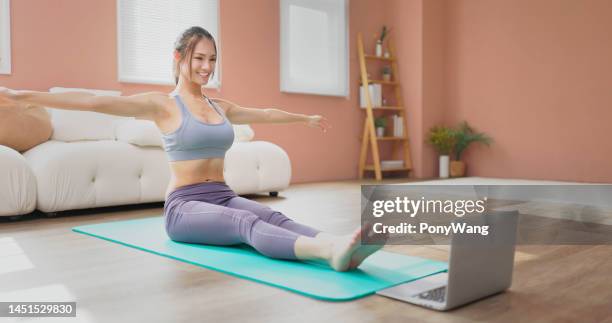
161, 93, 234, 161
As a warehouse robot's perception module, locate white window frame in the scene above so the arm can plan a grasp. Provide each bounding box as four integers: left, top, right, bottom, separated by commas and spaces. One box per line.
280, 0, 349, 97
0, 0, 11, 75
116, 0, 221, 88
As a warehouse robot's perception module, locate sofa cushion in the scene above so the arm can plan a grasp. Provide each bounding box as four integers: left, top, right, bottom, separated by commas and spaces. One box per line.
0, 103, 53, 152
114, 119, 164, 147
0, 145, 37, 216
234, 124, 254, 142
24, 140, 170, 212
224, 141, 291, 195
113, 119, 255, 147
46, 87, 131, 142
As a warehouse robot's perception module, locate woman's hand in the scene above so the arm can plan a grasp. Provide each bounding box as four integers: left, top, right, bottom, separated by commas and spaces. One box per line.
305, 115, 332, 133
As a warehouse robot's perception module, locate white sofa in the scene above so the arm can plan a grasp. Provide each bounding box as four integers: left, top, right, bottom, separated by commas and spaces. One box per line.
0, 146, 37, 216
0, 87, 291, 217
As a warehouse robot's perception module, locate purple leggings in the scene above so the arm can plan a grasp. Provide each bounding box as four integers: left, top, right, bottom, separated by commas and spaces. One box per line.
164, 181, 321, 260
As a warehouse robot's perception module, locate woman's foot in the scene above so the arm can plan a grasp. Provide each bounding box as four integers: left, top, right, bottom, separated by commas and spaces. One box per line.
347, 223, 389, 270
328, 223, 388, 272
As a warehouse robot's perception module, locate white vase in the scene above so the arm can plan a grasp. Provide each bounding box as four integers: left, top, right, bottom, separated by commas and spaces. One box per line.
376, 127, 385, 137
376, 41, 383, 57
439, 155, 450, 178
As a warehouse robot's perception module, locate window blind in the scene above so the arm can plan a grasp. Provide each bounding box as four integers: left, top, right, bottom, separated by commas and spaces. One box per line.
117, 0, 220, 87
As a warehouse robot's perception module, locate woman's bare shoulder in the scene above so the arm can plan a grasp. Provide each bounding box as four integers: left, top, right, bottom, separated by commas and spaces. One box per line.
131, 92, 176, 120
210, 97, 236, 113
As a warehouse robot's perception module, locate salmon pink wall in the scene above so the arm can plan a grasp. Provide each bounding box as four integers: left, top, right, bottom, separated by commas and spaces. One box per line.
386, 0, 424, 177
4, 0, 609, 184
386, 0, 612, 183
386, 0, 446, 179
0, 0, 392, 184
445, 0, 612, 182
421, 0, 447, 178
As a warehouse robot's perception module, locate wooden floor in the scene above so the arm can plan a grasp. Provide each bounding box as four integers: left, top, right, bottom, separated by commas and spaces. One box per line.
1, 178, 611, 323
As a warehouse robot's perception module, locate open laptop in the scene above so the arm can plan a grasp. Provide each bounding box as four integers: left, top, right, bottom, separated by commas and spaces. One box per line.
376, 210, 519, 311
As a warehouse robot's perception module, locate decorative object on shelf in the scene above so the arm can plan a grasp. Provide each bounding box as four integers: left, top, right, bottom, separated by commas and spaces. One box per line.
392, 114, 403, 137
374, 117, 387, 137
382, 65, 392, 82
450, 121, 493, 177
375, 40, 383, 57
384, 49, 391, 58
376, 25, 389, 57
381, 160, 404, 170
426, 126, 455, 178
360, 83, 382, 108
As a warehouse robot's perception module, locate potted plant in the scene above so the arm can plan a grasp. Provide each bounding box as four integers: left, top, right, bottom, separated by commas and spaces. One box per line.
374, 117, 387, 137
450, 121, 493, 177
382, 66, 392, 82
426, 126, 455, 178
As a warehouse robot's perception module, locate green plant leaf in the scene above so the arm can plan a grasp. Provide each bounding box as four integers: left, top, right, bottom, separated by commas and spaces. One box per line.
451, 121, 493, 160
374, 117, 387, 128
426, 125, 455, 155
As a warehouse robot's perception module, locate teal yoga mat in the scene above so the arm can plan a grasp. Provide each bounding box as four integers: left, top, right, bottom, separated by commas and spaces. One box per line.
73, 216, 447, 301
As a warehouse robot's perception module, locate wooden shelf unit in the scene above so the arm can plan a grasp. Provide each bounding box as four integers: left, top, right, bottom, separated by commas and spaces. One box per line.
357, 32, 413, 180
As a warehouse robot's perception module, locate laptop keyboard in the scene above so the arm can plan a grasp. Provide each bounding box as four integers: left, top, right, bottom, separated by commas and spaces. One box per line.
414, 286, 446, 303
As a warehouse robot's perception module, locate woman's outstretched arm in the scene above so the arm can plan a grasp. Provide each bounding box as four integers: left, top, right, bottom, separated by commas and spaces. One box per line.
0, 87, 165, 120
212, 98, 331, 132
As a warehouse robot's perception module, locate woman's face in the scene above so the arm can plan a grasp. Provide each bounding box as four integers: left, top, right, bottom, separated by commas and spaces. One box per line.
178, 38, 217, 85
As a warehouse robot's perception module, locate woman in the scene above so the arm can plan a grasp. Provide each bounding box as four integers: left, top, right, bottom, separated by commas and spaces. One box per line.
0, 26, 386, 271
